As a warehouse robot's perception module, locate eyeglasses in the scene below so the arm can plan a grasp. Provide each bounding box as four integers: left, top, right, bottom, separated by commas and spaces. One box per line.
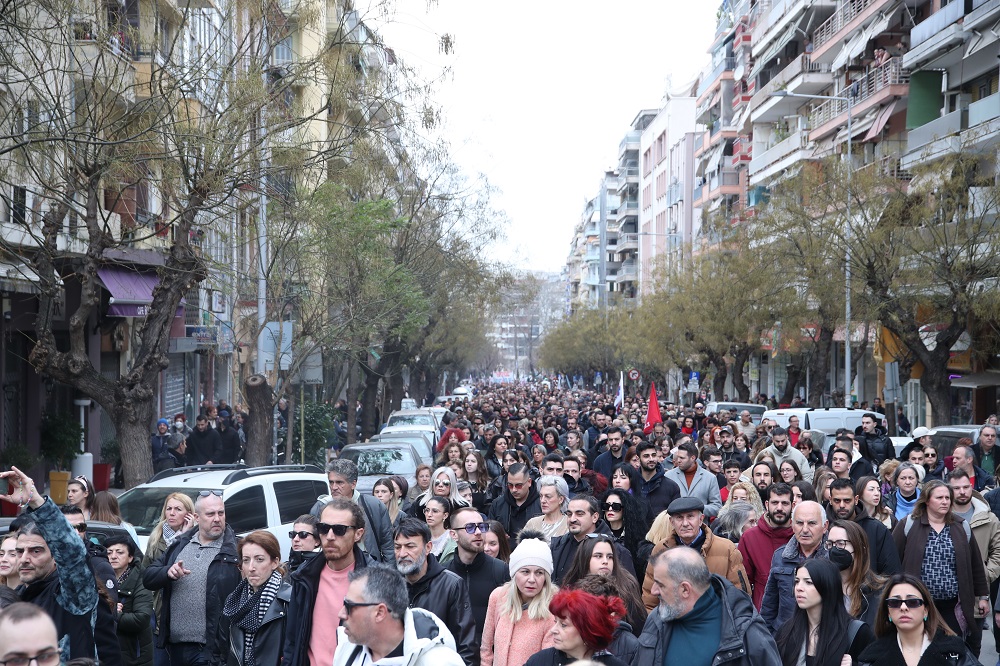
73, 522, 87, 532
198, 490, 223, 497
886, 597, 926, 609
289, 530, 318, 540
603, 502, 623, 512
0, 651, 61, 666
460, 522, 490, 534
829, 539, 851, 550
433, 480, 451, 487
316, 523, 355, 537
507, 481, 527, 490
342, 599, 381, 613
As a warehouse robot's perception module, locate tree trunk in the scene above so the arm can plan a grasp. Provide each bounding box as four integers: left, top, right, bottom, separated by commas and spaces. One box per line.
780, 354, 805, 406
244, 374, 274, 467
345, 357, 360, 445
360, 371, 381, 440
115, 401, 156, 487
388, 366, 405, 412
731, 346, 753, 402
806, 326, 835, 407
920, 363, 954, 427
707, 352, 727, 402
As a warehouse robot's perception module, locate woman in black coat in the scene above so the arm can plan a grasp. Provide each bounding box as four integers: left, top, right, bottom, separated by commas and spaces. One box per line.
105, 535, 154, 666
224, 531, 291, 666
858, 573, 976, 666
523, 589, 629, 666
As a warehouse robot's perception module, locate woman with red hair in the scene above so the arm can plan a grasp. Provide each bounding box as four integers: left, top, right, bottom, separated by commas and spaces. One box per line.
437, 427, 468, 453
523, 589, 630, 666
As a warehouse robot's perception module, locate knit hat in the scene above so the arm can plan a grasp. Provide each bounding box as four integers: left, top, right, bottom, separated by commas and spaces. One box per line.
509, 538, 553, 577
157, 418, 169, 427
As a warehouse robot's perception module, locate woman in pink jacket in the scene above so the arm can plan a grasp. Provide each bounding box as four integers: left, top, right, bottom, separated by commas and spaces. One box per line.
481, 537, 557, 666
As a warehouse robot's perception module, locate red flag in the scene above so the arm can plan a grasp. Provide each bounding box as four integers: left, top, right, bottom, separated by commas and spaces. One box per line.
643, 384, 662, 435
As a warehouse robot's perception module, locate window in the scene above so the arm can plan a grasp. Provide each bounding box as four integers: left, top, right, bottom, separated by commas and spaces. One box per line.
225, 486, 267, 533
9, 187, 26, 226
273, 480, 326, 524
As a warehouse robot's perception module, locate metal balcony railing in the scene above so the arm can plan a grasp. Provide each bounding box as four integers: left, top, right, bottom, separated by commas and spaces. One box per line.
813, 0, 882, 50
809, 58, 908, 128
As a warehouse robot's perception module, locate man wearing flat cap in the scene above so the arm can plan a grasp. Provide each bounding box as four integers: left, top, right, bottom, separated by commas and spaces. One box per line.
640, 497, 748, 611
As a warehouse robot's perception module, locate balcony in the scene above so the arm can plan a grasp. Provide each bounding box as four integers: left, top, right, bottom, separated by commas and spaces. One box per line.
734, 22, 752, 47
907, 108, 966, 153
732, 137, 753, 166
617, 260, 638, 281
732, 82, 753, 109
749, 129, 810, 178
750, 55, 833, 115
667, 182, 683, 206
904, 0, 970, 69
910, 0, 968, 49
618, 199, 639, 218
619, 131, 641, 157
697, 57, 737, 97
617, 167, 639, 189
811, 0, 893, 62
809, 58, 909, 140
970, 92, 1000, 127
617, 233, 639, 251
73, 34, 136, 105
692, 184, 705, 203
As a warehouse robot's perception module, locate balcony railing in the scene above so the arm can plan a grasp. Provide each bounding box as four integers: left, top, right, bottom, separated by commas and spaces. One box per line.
619, 131, 641, 154
809, 58, 909, 128
697, 57, 737, 96
911, 0, 967, 48
693, 184, 705, 201
750, 55, 831, 111
970, 92, 1000, 127
667, 182, 683, 205
709, 169, 741, 190
749, 130, 808, 174
908, 108, 966, 152
857, 155, 912, 180
813, 0, 881, 50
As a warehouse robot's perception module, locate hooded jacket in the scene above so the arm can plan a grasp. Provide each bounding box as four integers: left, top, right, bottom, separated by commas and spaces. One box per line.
763, 443, 813, 483
637, 464, 681, 518
333, 607, 465, 666
736, 518, 794, 609
280, 544, 371, 666
406, 554, 478, 666
487, 481, 542, 539
448, 552, 510, 645
641, 525, 748, 611
17, 499, 99, 662
824, 503, 901, 575
759, 535, 830, 633
142, 524, 241, 664
632, 575, 781, 666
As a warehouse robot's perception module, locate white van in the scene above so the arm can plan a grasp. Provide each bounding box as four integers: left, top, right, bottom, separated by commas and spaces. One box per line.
762, 408, 887, 435
705, 402, 766, 424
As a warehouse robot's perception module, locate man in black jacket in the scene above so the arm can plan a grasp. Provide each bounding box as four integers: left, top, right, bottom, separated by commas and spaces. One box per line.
395, 518, 477, 666
2, 468, 98, 662
311, 459, 395, 563
634, 547, 781, 666
487, 463, 542, 539
282, 499, 371, 666
143, 491, 240, 666
854, 413, 892, 467
447, 506, 509, 661
215, 414, 242, 463
185, 415, 221, 465
826, 478, 901, 575
637, 441, 681, 517
550, 496, 635, 584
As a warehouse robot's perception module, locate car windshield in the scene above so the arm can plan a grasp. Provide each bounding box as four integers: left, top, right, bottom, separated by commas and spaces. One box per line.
117, 487, 203, 536
340, 448, 417, 477
387, 414, 434, 427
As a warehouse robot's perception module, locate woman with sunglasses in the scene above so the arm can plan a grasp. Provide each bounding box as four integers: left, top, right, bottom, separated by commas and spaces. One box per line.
285, 514, 320, 574
857, 573, 973, 666
66, 475, 96, 520
523, 475, 570, 539
796, 435, 824, 470
561, 534, 646, 636
522, 589, 629, 666
923, 446, 946, 482
775, 558, 875, 666
600, 490, 650, 577
408, 467, 469, 521
891, 479, 989, 639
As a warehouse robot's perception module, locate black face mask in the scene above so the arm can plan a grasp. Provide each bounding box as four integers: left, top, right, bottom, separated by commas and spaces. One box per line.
829, 546, 854, 571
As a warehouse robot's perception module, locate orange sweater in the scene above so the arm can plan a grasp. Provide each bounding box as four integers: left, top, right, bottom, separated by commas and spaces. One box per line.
480, 584, 555, 666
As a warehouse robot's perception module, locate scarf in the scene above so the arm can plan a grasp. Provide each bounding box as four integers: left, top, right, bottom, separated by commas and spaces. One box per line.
223, 570, 282, 666
162, 523, 178, 545
894, 488, 920, 520
117, 564, 133, 589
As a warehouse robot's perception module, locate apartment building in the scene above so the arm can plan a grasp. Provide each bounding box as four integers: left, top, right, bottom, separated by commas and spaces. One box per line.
637, 86, 700, 296
566, 171, 619, 313
611, 112, 655, 306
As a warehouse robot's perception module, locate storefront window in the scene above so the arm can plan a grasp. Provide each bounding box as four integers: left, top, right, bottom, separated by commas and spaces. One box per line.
951, 387, 973, 424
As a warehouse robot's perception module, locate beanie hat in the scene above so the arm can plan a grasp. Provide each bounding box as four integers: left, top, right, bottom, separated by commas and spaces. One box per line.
509, 538, 553, 577
157, 418, 169, 427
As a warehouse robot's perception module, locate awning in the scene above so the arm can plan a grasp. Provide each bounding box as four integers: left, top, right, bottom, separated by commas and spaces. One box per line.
706, 144, 726, 173
834, 110, 878, 143
908, 166, 958, 194
98, 266, 184, 318
749, 23, 800, 81
864, 101, 897, 141
0, 262, 44, 295
967, 19, 1000, 58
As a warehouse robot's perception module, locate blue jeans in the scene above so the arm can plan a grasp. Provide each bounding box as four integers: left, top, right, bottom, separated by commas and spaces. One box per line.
167, 642, 212, 666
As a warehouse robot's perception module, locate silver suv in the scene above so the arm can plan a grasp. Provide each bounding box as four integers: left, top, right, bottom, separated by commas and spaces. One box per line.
117, 464, 328, 557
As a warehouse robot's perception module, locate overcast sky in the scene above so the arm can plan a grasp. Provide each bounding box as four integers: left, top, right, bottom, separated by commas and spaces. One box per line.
371, 1, 719, 273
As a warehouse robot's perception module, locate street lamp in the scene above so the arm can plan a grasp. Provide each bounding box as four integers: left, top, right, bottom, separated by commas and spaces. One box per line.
770, 87, 858, 402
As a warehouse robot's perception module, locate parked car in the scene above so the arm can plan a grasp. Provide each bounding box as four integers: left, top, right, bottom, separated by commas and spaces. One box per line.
337, 443, 422, 495
369, 431, 436, 466
385, 409, 438, 430
0, 518, 138, 551
931, 425, 982, 459
117, 464, 328, 556
762, 407, 887, 435
400, 398, 418, 410
704, 402, 766, 423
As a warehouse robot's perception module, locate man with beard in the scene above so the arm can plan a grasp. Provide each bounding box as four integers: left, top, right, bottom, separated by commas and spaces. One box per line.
763, 428, 813, 483
737, 483, 794, 609
664, 442, 723, 518
549, 496, 635, 584
446, 507, 508, 653
394, 518, 476, 666
826, 478, 900, 575
637, 442, 681, 517
750, 462, 776, 504
593, 427, 629, 481
633, 548, 781, 666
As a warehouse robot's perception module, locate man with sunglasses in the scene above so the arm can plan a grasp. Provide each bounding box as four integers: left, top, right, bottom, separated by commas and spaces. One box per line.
143, 489, 240, 666
312, 459, 395, 564
282, 498, 371, 666
446, 507, 508, 656
549, 496, 635, 585
487, 463, 541, 539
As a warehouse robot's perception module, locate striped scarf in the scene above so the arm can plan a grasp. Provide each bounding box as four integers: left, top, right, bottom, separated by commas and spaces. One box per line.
222, 570, 282, 666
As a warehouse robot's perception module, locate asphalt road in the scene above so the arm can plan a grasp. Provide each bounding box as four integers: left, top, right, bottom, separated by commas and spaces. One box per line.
982, 627, 997, 666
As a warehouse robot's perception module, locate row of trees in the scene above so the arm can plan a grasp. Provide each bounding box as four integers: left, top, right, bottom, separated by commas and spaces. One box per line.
0, 0, 506, 485
541, 152, 1000, 424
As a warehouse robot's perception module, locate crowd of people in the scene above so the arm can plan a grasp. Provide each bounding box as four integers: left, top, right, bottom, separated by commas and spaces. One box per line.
4, 382, 1000, 666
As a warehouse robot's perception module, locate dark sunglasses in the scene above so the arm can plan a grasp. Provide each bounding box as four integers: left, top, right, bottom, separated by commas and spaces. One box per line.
433, 480, 451, 487
342, 599, 380, 613
316, 523, 355, 537
73, 523, 87, 532
289, 530, 318, 540
460, 522, 490, 534
603, 502, 624, 512
199, 490, 223, 497
507, 481, 527, 490
886, 597, 925, 609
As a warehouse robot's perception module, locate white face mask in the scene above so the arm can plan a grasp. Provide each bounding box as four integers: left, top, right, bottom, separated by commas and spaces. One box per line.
175, 421, 184, 429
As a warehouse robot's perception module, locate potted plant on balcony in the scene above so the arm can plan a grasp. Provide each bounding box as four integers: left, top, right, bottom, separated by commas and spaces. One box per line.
40, 411, 83, 505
